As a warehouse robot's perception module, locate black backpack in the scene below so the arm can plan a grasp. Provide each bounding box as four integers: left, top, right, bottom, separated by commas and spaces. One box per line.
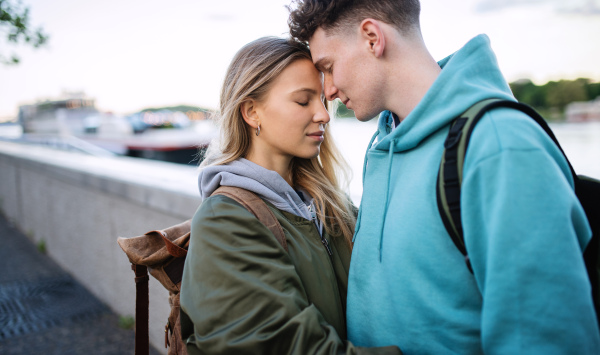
436, 98, 600, 328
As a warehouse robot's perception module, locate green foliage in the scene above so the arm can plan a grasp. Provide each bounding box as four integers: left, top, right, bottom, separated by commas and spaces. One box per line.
36, 239, 46, 254
510, 79, 547, 108
584, 81, 600, 101
0, 0, 49, 65
510, 78, 600, 121
118, 315, 135, 330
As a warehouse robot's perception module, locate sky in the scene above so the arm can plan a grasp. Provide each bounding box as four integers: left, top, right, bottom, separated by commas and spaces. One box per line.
1, 0, 599, 119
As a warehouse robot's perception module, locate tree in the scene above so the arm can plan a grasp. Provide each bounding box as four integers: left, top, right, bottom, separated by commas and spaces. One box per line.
510, 77, 600, 121
546, 79, 588, 112
510, 79, 547, 109
0, 0, 48, 65
580, 78, 600, 101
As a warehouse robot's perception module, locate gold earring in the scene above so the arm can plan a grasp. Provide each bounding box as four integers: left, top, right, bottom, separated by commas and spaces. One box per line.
256, 123, 261, 136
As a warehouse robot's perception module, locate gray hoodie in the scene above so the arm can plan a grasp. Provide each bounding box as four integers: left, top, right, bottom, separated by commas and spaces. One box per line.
198, 158, 323, 234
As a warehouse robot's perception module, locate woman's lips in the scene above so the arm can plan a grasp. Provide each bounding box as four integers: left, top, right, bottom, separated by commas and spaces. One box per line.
307, 131, 325, 141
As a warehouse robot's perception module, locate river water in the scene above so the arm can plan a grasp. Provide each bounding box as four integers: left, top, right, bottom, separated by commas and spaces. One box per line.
329, 119, 600, 204
1, 119, 598, 205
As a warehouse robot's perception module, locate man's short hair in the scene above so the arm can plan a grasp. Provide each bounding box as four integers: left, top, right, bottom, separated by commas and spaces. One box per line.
288, 0, 421, 42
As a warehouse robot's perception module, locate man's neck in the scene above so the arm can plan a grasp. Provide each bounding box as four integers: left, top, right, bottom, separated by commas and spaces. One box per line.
383, 36, 441, 121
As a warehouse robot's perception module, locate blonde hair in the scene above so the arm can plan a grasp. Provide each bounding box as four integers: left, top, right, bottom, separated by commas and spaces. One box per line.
201, 37, 355, 247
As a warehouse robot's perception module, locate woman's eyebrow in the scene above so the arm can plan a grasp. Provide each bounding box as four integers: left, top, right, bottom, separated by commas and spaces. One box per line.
290, 88, 318, 95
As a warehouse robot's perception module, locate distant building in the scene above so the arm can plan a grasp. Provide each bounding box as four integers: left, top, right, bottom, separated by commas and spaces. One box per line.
565, 97, 600, 122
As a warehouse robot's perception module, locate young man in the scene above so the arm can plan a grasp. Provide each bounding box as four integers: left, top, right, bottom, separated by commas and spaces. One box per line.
288, 0, 600, 353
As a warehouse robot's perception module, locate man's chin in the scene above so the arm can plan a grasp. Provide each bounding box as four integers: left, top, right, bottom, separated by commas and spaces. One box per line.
355, 111, 378, 122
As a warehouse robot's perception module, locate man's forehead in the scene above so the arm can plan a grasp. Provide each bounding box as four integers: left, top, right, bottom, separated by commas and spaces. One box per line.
308, 28, 333, 67
309, 26, 332, 45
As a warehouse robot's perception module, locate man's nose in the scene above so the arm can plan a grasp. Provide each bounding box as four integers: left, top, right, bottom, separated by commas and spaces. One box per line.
323, 75, 338, 101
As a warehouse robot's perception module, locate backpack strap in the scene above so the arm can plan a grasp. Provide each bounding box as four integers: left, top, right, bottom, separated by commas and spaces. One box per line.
436, 98, 577, 273
579, 175, 600, 329
131, 264, 150, 355
212, 185, 288, 252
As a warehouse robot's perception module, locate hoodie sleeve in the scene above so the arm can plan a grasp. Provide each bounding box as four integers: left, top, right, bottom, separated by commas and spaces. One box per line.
461, 112, 600, 354
180, 195, 401, 355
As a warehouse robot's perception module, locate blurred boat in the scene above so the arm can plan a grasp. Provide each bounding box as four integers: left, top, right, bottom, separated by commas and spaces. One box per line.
19, 94, 98, 135
14, 94, 217, 165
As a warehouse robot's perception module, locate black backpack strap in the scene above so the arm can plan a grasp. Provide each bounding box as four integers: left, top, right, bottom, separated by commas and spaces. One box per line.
579, 175, 600, 329
437, 99, 500, 271
436, 98, 578, 273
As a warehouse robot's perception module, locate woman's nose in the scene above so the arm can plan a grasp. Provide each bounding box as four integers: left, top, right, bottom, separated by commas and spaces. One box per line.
315, 101, 331, 124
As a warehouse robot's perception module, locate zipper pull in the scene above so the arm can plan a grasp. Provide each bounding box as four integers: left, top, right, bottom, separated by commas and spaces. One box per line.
321, 236, 333, 256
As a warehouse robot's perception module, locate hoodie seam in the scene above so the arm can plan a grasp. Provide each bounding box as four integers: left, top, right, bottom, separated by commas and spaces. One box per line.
486, 111, 504, 151
466, 109, 544, 169
464, 147, 546, 182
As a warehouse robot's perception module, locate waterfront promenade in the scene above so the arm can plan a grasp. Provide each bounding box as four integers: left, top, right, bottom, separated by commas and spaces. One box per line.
0, 212, 161, 355
0, 140, 200, 351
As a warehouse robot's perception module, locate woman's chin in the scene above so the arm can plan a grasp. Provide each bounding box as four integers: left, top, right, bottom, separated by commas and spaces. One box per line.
293, 149, 320, 160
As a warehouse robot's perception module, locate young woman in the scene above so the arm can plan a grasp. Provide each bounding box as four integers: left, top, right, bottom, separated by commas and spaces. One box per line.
179, 37, 400, 354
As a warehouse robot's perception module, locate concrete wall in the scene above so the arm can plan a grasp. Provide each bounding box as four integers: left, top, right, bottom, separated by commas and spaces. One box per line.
0, 140, 202, 352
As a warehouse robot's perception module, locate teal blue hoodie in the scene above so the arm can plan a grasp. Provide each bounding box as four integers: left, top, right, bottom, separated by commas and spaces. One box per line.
346, 35, 600, 354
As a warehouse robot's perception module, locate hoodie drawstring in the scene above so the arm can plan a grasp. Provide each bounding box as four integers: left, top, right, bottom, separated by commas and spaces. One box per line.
379, 140, 395, 262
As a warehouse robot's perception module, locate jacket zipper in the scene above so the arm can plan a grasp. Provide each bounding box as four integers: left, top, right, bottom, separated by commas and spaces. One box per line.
321, 234, 333, 256
308, 203, 333, 256
307, 204, 344, 329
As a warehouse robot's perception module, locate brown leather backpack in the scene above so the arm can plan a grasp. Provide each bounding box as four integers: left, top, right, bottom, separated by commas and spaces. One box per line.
117, 186, 287, 355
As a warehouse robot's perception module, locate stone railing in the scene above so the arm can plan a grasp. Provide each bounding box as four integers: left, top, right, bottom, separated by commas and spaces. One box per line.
0, 140, 201, 351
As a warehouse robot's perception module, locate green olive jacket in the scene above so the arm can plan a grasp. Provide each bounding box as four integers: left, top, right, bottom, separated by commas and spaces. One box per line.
180, 194, 400, 354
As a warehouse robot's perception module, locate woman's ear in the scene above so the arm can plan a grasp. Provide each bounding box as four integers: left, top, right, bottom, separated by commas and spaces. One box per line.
240, 99, 259, 129
359, 19, 385, 58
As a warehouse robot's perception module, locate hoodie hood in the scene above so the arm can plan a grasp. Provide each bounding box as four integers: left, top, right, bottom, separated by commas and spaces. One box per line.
199, 158, 315, 223
373, 34, 514, 153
